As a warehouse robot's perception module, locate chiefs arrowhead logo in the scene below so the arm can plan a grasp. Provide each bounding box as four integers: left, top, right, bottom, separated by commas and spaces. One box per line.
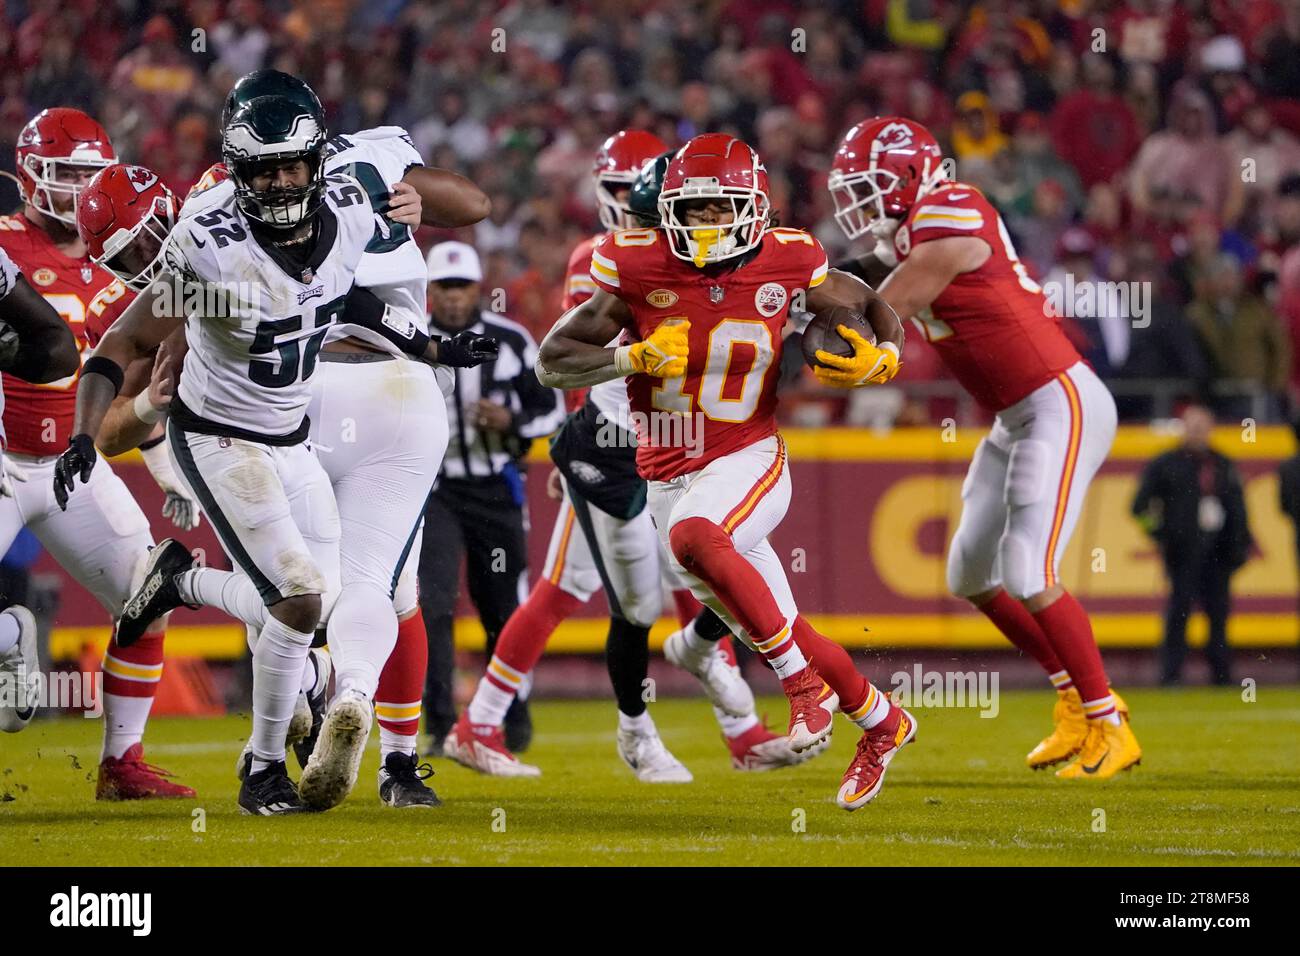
126, 166, 158, 193
875, 122, 915, 152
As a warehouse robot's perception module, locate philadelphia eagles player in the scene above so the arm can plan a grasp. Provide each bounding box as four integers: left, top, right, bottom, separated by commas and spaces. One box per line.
56, 89, 496, 815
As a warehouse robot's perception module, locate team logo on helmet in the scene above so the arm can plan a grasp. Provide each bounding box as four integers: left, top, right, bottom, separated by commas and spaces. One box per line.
646, 289, 679, 308
754, 282, 788, 317
127, 167, 159, 193
875, 122, 915, 151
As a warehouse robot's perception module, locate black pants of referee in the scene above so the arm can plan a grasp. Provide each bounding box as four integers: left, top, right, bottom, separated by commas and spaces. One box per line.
418, 475, 528, 744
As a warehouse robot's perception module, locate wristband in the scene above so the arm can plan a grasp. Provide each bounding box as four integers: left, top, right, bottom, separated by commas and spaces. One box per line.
82, 356, 125, 396
612, 345, 636, 375
133, 389, 165, 425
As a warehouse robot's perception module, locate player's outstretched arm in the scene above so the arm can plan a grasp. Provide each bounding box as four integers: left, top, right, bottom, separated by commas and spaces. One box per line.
0, 276, 79, 383
95, 328, 186, 457
537, 289, 686, 388
402, 166, 491, 228
55, 277, 184, 509
876, 235, 989, 323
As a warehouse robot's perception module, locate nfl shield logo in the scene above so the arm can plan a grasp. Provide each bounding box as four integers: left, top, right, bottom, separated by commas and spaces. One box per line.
301, 267, 314, 283
81, 266, 93, 284
709, 285, 724, 304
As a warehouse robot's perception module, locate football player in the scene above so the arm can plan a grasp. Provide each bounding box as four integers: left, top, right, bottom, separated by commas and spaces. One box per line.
825, 116, 1141, 779
0, 244, 80, 732
537, 133, 918, 811
58, 91, 492, 814
448, 135, 813, 780
0, 108, 197, 799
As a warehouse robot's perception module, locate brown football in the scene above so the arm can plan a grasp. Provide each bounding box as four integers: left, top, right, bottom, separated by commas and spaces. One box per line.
801, 305, 875, 369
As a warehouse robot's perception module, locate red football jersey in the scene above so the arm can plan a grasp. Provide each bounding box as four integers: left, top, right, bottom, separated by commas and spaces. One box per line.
590, 226, 828, 481
0, 213, 133, 455
560, 233, 603, 412
894, 182, 1080, 411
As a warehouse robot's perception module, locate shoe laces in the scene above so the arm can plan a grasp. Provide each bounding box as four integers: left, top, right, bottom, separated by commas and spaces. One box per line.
118, 754, 178, 779
387, 753, 434, 783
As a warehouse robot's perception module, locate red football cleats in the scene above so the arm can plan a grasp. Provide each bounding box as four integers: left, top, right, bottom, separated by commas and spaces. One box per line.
96, 744, 196, 800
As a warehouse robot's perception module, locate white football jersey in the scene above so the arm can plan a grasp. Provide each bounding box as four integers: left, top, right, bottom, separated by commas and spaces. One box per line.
320, 127, 429, 353
167, 173, 378, 438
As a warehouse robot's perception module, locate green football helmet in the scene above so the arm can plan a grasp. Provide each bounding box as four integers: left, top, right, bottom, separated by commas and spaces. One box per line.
627, 149, 676, 228
222, 90, 328, 229
222, 70, 323, 130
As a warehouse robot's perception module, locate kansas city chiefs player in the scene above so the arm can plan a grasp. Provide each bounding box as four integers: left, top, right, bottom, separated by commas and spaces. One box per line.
449, 133, 811, 781
0, 108, 195, 799
826, 116, 1141, 779
538, 133, 917, 810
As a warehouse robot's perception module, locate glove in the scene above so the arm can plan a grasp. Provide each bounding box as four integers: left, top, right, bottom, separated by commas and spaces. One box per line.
0, 457, 29, 498
53, 433, 98, 511
617, 320, 689, 377
0, 321, 19, 370
869, 218, 900, 269
813, 326, 901, 387
140, 441, 201, 531
438, 330, 500, 368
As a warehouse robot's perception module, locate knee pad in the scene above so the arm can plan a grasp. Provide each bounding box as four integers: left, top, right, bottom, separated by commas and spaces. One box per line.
1004, 439, 1050, 508
616, 585, 663, 630
999, 529, 1038, 601
668, 516, 728, 573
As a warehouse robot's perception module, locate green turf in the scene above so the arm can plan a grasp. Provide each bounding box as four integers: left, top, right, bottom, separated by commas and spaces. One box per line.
2, 687, 1298, 866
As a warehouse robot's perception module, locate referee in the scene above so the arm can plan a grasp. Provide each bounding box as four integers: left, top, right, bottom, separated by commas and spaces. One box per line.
418, 241, 564, 755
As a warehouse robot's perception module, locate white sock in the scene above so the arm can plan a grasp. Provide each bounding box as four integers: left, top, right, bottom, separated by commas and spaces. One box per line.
102, 695, 154, 760
466, 675, 516, 726
679, 620, 712, 656
380, 728, 417, 759
301, 649, 327, 696
715, 707, 759, 738
179, 569, 267, 629
250, 615, 313, 771
0, 613, 20, 656
618, 709, 653, 734
852, 685, 894, 730
326, 583, 397, 700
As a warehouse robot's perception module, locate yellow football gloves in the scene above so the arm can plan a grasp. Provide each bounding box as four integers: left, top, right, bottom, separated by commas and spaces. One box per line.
617, 319, 690, 377
813, 325, 901, 387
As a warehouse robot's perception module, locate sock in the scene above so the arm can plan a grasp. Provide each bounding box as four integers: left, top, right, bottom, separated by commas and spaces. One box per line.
465, 579, 583, 726
1049, 669, 1074, 692
618, 709, 653, 733
668, 517, 787, 643
101, 624, 165, 760
671, 588, 703, 628
327, 582, 397, 699
0, 613, 20, 655
756, 620, 808, 680
716, 707, 759, 738
694, 607, 730, 642
251, 615, 314, 771
843, 682, 896, 731
790, 616, 870, 711
177, 568, 267, 629
606, 617, 650, 717
301, 650, 327, 696
1032, 591, 1118, 724
375, 613, 426, 758
977, 589, 1065, 677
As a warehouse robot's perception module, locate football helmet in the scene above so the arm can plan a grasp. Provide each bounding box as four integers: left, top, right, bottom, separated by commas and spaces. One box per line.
828, 117, 946, 241
222, 69, 324, 129
222, 90, 328, 228
593, 130, 669, 231
76, 164, 179, 292
658, 133, 770, 267
15, 108, 117, 227
627, 149, 676, 228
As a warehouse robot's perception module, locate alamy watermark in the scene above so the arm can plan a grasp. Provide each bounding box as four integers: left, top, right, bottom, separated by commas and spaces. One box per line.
890, 664, 999, 718
1042, 275, 1151, 329
595, 407, 707, 459
0, 667, 103, 718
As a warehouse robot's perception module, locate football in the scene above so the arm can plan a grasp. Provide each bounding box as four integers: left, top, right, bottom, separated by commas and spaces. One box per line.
801, 304, 875, 369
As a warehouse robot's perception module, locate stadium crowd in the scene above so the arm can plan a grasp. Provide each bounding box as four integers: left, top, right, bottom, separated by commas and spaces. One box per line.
4, 0, 1300, 423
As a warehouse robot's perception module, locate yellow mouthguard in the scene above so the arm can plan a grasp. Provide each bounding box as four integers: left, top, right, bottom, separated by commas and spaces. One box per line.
691, 228, 721, 267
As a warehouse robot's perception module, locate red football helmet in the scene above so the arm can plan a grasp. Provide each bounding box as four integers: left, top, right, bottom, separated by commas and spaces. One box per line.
592, 130, 669, 230
15, 108, 117, 227
658, 133, 771, 267
828, 117, 946, 240
76, 165, 179, 292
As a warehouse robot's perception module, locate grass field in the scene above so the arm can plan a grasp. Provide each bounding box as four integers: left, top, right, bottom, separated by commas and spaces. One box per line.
3, 687, 1299, 866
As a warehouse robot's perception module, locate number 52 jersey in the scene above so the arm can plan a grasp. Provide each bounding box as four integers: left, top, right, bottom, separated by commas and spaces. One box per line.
589, 226, 828, 481
166, 173, 378, 442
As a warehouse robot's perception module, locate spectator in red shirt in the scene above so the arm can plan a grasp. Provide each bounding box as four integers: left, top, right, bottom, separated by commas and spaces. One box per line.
1050, 53, 1142, 189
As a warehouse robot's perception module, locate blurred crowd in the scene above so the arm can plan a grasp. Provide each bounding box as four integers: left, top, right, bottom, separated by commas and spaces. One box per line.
5, 0, 1300, 423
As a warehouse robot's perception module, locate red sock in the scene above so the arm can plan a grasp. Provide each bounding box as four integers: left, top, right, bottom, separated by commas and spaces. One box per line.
977, 589, 1066, 677
671, 588, 702, 628
791, 616, 870, 713
1032, 591, 1108, 703
668, 517, 785, 640
102, 627, 164, 700
376, 612, 428, 739
492, 578, 585, 676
